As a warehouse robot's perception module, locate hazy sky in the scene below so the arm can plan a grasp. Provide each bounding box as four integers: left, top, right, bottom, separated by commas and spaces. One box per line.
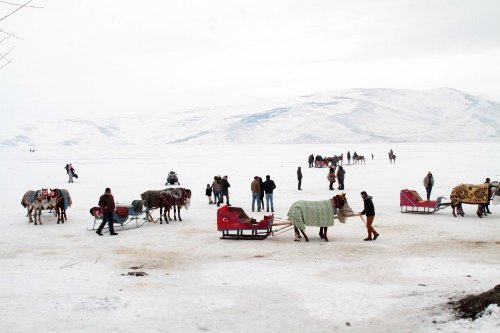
1, 0, 499, 123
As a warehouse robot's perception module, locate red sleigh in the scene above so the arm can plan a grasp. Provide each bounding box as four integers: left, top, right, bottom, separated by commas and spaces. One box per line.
217, 205, 274, 240
400, 189, 449, 214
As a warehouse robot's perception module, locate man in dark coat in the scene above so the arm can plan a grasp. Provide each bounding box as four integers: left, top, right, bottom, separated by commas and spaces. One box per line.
96, 187, 118, 236
297, 167, 302, 190
360, 191, 378, 241
263, 175, 276, 212
218, 175, 231, 206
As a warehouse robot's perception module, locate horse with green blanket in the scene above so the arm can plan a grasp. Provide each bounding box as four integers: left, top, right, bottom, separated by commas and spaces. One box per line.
287, 193, 357, 242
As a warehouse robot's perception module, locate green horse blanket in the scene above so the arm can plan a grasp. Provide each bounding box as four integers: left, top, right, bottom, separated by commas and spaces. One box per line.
287, 200, 336, 231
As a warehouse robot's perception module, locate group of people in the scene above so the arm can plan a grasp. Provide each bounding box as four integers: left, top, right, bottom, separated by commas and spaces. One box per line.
250, 175, 276, 212
206, 175, 231, 207
205, 175, 277, 213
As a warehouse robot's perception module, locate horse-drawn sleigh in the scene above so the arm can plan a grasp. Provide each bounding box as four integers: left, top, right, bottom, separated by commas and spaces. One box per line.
89, 199, 148, 231
217, 193, 362, 242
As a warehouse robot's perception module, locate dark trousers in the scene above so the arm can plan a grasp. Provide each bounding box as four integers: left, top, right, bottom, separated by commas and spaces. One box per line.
338, 179, 344, 190
329, 181, 334, 190
425, 186, 433, 200
298, 178, 302, 190
97, 212, 115, 233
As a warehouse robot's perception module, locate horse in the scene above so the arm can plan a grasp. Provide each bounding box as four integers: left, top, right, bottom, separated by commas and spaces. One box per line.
141, 189, 169, 223
389, 152, 396, 164
141, 188, 191, 223
160, 188, 192, 222
354, 155, 365, 164
20, 189, 52, 225
49, 188, 72, 224
450, 182, 499, 218
287, 193, 353, 242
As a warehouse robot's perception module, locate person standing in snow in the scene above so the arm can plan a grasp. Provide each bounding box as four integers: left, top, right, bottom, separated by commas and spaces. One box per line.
297, 167, 303, 190
251, 176, 261, 212
360, 191, 378, 241
218, 175, 231, 206
205, 184, 213, 204
347, 151, 351, 165
212, 176, 221, 205
423, 171, 434, 201
259, 176, 265, 210
337, 165, 345, 190
484, 177, 492, 214
263, 175, 276, 212
327, 167, 336, 190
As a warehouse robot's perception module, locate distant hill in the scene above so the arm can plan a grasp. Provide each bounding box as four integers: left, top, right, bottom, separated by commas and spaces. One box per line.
2, 88, 499, 146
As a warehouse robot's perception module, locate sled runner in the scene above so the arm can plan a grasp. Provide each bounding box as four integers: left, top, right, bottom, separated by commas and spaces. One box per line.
217, 205, 273, 240
89, 200, 149, 231
400, 189, 449, 214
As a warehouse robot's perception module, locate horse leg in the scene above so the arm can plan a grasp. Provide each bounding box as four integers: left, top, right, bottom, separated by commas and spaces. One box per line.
62, 209, 67, 223
319, 227, 324, 239
159, 206, 164, 224
28, 206, 34, 223
294, 227, 301, 241
299, 229, 309, 242
477, 205, 484, 218
451, 204, 457, 217
173, 204, 177, 221
56, 207, 60, 224
177, 206, 182, 221
323, 227, 329, 242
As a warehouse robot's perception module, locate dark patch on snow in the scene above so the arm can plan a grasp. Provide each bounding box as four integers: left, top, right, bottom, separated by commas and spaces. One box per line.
450, 284, 500, 319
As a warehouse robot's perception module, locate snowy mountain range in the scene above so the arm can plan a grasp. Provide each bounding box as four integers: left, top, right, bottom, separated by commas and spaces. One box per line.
2, 88, 500, 146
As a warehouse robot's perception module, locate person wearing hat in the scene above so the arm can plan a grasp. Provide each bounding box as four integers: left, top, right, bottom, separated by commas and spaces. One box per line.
96, 187, 118, 236
251, 176, 261, 212
423, 171, 434, 201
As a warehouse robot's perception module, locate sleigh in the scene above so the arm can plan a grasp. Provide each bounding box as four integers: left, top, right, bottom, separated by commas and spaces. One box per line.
217, 206, 274, 240
89, 200, 149, 231
400, 189, 450, 214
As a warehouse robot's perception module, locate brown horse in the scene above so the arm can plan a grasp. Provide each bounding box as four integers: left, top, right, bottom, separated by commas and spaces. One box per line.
160, 188, 192, 222
354, 155, 366, 164
49, 188, 72, 224
141, 188, 191, 223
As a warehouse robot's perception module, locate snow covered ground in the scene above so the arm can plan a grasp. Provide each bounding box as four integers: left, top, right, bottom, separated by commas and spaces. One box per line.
1, 142, 499, 332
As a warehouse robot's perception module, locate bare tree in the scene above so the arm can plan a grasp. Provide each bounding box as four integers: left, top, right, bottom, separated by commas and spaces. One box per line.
0, 0, 42, 69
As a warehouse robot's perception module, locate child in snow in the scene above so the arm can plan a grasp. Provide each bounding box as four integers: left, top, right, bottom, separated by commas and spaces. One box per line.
206, 184, 213, 204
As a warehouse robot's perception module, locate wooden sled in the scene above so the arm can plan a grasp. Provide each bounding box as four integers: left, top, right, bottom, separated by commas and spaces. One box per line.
217, 205, 273, 240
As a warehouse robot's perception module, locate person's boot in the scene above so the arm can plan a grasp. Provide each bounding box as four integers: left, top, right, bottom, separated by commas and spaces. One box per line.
96, 230, 103, 236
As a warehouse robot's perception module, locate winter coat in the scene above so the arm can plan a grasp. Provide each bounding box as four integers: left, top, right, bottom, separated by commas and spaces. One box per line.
98, 193, 115, 213
423, 174, 434, 188
361, 196, 375, 216
212, 180, 221, 191
205, 187, 212, 196
297, 169, 302, 180
308, 154, 314, 163
251, 179, 261, 193
220, 178, 230, 195
336, 168, 345, 181
263, 179, 276, 194
327, 172, 336, 183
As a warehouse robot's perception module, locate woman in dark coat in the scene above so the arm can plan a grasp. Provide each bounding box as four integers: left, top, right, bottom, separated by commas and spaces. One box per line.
360, 191, 379, 241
